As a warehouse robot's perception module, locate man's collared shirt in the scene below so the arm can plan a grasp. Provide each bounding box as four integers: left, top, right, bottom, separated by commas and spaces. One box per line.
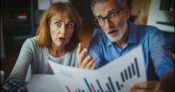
88, 22, 174, 80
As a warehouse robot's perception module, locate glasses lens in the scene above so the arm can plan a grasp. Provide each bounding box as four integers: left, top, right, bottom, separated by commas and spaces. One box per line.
97, 18, 105, 26
97, 8, 125, 26
109, 12, 118, 21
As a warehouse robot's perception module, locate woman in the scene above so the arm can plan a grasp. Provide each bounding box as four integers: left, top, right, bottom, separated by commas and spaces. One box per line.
8, 2, 82, 84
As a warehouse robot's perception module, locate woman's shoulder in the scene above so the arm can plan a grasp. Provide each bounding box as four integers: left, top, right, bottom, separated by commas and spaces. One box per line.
25, 36, 38, 43
22, 36, 43, 50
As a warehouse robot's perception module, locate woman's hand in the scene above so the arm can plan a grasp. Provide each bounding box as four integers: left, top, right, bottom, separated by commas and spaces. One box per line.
77, 43, 96, 69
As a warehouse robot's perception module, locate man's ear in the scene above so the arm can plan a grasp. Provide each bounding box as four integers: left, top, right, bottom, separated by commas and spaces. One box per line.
125, 7, 130, 20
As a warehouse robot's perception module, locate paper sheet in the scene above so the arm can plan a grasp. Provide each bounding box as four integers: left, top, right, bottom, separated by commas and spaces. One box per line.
49, 46, 147, 92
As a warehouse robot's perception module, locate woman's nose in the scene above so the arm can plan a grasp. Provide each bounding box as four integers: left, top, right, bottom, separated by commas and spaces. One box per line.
60, 25, 66, 35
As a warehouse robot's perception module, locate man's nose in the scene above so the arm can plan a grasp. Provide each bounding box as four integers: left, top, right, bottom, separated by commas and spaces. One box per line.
105, 18, 113, 28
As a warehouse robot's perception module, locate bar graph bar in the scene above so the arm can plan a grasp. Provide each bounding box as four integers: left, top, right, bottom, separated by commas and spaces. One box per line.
120, 72, 125, 82
78, 88, 81, 92
66, 85, 71, 92
90, 83, 96, 92
106, 83, 111, 92
134, 58, 140, 77
108, 77, 115, 92
116, 81, 121, 91
128, 66, 132, 78
96, 80, 104, 92
131, 63, 135, 75
84, 78, 92, 92
124, 69, 128, 80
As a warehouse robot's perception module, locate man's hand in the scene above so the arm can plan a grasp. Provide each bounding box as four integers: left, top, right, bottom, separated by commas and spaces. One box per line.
130, 81, 163, 92
130, 72, 174, 92
77, 43, 96, 69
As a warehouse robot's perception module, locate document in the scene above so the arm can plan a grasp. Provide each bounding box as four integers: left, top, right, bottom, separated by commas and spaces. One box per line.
48, 46, 147, 92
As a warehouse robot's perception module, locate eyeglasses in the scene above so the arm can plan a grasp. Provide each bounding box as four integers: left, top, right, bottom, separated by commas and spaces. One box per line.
96, 7, 125, 26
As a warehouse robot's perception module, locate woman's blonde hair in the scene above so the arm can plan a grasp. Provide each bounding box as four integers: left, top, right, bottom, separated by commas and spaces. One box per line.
36, 2, 82, 52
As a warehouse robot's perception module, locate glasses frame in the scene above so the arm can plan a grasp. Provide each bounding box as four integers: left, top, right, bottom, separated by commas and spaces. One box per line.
96, 7, 125, 26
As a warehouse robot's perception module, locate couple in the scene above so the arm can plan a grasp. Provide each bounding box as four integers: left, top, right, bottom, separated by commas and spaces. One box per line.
9, 0, 174, 92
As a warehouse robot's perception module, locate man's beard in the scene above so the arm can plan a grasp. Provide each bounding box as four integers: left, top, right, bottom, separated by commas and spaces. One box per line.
105, 23, 127, 42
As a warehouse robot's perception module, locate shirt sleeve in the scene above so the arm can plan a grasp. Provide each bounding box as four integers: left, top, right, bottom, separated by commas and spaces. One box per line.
8, 39, 33, 84
148, 27, 174, 80
88, 34, 106, 69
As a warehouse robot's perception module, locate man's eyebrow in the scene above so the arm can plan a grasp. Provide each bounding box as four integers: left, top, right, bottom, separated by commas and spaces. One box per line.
107, 8, 117, 14
96, 8, 117, 18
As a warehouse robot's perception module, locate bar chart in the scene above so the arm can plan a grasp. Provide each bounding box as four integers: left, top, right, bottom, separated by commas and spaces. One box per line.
48, 46, 146, 92
65, 57, 141, 92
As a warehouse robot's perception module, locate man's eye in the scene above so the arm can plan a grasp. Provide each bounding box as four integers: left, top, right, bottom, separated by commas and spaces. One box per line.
98, 18, 104, 22
110, 13, 117, 18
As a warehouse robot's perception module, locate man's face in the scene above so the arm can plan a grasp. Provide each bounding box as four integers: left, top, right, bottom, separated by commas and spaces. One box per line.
93, 0, 129, 42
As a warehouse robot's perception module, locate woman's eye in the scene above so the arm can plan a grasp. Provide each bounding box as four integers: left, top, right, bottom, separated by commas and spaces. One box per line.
55, 22, 61, 27
66, 23, 73, 29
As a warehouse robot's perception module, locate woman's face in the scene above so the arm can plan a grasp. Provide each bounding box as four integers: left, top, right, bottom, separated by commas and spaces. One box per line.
50, 12, 74, 49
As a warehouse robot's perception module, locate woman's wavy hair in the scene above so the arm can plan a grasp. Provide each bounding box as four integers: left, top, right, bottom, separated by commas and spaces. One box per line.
36, 2, 82, 52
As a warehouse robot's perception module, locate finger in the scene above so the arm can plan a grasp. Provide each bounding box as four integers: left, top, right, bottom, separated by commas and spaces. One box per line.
147, 81, 161, 90
130, 88, 144, 92
85, 56, 95, 69
90, 57, 96, 70
90, 61, 96, 70
77, 42, 83, 55
77, 43, 83, 66
78, 49, 88, 66
132, 89, 146, 92
132, 82, 148, 89
80, 55, 91, 68
130, 88, 160, 92
131, 81, 161, 90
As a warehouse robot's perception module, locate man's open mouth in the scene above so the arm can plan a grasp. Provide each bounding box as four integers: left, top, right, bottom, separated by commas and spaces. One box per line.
108, 30, 118, 36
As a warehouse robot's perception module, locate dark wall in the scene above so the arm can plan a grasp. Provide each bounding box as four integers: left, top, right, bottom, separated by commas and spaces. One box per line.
162, 31, 175, 53
71, 0, 97, 30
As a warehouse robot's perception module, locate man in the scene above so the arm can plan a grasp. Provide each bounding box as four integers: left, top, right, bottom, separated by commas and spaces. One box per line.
77, 0, 174, 91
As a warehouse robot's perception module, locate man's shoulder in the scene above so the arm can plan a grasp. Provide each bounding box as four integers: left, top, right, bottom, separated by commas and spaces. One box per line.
90, 28, 108, 44
135, 24, 161, 33
132, 23, 162, 37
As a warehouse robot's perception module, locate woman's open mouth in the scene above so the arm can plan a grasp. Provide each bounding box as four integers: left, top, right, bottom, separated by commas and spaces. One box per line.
59, 37, 65, 42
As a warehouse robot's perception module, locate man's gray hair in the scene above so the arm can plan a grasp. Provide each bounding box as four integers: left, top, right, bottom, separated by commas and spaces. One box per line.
91, 0, 127, 10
